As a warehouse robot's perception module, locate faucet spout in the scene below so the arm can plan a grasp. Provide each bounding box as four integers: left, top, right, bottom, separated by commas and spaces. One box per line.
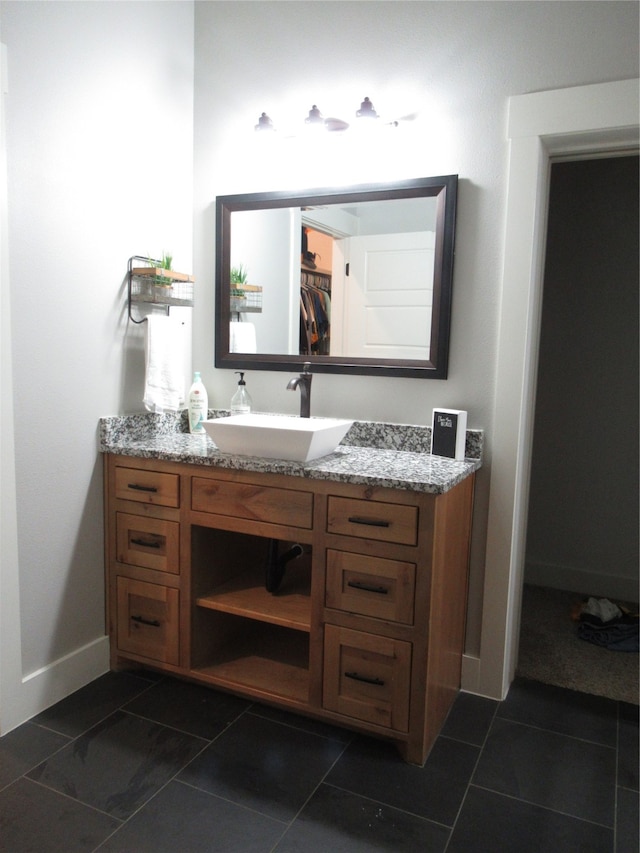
287, 363, 312, 418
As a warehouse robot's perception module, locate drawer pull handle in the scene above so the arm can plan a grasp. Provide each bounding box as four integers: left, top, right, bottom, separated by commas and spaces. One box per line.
347, 580, 389, 595
347, 516, 390, 528
131, 615, 161, 627
130, 538, 161, 549
345, 671, 385, 686
127, 483, 158, 493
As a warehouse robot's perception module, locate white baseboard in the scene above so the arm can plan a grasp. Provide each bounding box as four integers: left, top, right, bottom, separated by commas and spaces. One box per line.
461, 653, 481, 694
525, 560, 638, 602
2, 635, 109, 735
7, 643, 500, 732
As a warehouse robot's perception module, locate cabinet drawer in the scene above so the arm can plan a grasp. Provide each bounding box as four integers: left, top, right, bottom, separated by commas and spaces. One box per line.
327, 497, 418, 546
323, 625, 411, 732
114, 466, 180, 508
325, 550, 416, 624
116, 513, 180, 574
116, 577, 179, 665
192, 478, 313, 529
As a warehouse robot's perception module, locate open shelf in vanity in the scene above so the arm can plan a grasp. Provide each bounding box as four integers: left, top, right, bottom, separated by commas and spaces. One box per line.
189, 522, 313, 705
194, 551, 312, 631
191, 617, 310, 704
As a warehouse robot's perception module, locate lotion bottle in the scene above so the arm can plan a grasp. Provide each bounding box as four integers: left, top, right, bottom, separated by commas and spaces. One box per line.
188, 371, 208, 434
231, 372, 252, 415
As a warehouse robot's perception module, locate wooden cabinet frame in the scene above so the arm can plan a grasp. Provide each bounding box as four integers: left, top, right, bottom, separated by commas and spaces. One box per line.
104, 453, 474, 765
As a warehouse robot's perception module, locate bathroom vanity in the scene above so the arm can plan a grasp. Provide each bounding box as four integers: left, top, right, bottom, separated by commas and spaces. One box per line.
101, 415, 481, 765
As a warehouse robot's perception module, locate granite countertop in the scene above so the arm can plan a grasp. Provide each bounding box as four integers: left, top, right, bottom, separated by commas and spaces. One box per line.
99, 412, 483, 496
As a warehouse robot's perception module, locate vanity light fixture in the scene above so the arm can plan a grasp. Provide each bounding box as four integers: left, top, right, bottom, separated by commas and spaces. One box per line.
254, 97, 403, 135
305, 104, 350, 133
355, 96, 406, 128
305, 104, 324, 126
356, 96, 378, 120
255, 111, 275, 131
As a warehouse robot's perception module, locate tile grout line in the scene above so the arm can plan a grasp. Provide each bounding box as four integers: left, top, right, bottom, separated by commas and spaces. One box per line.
613, 700, 621, 853
28, 672, 164, 741
492, 713, 619, 750
321, 779, 453, 829
96, 700, 346, 852
24, 774, 124, 824
468, 782, 615, 831
267, 735, 354, 853
443, 698, 501, 852
89, 681, 240, 853
5, 672, 633, 853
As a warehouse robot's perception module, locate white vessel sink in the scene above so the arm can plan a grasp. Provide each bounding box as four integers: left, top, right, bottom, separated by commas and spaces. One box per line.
203, 414, 353, 462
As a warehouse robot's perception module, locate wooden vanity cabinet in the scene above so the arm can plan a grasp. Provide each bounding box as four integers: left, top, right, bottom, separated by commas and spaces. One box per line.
104, 453, 475, 765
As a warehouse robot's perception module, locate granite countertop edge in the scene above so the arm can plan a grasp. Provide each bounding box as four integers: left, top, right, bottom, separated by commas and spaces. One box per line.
99, 412, 483, 496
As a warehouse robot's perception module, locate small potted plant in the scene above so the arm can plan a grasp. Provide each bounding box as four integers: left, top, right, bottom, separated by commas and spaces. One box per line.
230, 264, 248, 311
151, 252, 174, 287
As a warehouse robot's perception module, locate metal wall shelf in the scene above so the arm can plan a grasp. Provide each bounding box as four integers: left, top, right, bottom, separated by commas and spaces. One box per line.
127, 255, 194, 324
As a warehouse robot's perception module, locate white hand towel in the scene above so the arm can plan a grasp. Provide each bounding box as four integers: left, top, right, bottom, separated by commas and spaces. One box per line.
229, 321, 257, 353
143, 314, 185, 412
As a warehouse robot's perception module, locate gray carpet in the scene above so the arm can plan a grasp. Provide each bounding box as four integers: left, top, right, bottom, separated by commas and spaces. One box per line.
517, 584, 639, 705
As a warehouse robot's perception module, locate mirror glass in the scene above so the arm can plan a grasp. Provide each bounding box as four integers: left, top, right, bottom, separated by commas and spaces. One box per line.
215, 175, 457, 378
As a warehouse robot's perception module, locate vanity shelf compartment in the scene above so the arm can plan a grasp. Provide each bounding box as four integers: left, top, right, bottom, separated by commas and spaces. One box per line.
191, 613, 310, 704
196, 560, 312, 632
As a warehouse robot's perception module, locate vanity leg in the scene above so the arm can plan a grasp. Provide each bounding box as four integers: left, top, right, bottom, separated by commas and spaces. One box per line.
396, 735, 431, 767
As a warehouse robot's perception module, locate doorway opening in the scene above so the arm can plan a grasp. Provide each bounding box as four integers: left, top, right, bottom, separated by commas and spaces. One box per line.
476, 79, 638, 702
517, 154, 639, 704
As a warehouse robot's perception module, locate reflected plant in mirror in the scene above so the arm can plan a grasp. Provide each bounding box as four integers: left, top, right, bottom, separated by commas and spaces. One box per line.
215, 175, 457, 378
230, 263, 248, 312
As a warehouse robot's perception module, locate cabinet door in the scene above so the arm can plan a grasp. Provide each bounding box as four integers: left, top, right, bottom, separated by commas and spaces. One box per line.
325, 550, 416, 624
116, 513, 180, 574
323, 625, 411, 732
116, 577, 179, 665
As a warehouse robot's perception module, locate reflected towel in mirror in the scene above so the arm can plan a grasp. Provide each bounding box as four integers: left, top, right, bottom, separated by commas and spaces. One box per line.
143, 313, 185, 412
229, 321, 257, 353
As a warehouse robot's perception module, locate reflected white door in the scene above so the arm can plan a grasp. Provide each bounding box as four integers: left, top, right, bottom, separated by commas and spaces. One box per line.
340, 231, 435, 359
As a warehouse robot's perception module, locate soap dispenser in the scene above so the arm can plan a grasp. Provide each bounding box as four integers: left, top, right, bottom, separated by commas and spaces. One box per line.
231, 372, 252, 415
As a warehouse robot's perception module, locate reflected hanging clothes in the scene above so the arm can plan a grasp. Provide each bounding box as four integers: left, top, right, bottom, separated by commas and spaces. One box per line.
300, 280, 331, 355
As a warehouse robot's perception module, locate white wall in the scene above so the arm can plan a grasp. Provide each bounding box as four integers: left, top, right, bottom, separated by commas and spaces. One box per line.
192, 1, 639, 668
0, 1, 637, 732
0, 1, 193, 732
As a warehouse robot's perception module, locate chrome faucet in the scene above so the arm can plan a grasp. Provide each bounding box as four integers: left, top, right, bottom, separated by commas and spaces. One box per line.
287, 363, 312, 418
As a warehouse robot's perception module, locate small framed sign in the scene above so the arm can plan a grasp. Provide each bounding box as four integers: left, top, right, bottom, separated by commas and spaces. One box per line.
431, 409, 467, 460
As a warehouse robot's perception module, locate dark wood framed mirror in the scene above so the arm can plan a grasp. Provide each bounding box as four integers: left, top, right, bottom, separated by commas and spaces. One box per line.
215, 174, 457, 378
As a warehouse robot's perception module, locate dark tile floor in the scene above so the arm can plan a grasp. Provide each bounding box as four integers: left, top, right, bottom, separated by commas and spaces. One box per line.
0, 672, 637, 852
